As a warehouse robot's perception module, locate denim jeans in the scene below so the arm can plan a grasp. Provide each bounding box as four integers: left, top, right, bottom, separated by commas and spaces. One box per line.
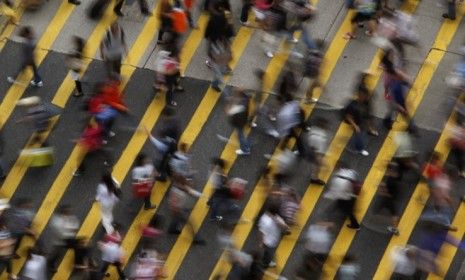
287, 23, 317, 50
237, 128, 250, 153
353, 131, 365, 152
211, 62, 224, 89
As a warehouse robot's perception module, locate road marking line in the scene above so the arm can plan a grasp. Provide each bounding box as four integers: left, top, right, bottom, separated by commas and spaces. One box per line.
179, 14, 209, 74
260, 2, 421, 278
426, 195, 465, 279
1, 4, 123, 277
329, 10, 464, 280
0, 1, 77, 130
110, 19, 256, 280
50, 3, 164, 279
0, 5, 116, 204
207, 2, 360, 278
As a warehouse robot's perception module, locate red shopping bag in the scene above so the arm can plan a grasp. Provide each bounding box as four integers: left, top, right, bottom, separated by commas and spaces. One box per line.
132, 181, 152, 198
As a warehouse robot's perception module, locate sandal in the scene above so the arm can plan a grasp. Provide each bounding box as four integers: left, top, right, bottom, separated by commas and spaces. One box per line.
343, 32, 356, 40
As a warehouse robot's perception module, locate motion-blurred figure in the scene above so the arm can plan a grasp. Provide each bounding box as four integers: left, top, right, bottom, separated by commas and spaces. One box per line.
7, 26, 43, 87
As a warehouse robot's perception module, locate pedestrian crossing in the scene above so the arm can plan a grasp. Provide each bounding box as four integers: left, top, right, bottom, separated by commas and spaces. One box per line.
0, 0, 465, 279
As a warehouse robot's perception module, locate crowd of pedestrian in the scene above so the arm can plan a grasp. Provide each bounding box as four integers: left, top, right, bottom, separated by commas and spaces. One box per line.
0, 0, 465, 279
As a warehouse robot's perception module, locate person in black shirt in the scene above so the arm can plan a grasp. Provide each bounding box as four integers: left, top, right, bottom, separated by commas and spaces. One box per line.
373, 161, 401, 235
344, 91, 370, 156
7, 27, 43, 87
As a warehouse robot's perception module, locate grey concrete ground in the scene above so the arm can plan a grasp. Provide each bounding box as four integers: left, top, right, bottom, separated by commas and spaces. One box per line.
0, 0, 464, 279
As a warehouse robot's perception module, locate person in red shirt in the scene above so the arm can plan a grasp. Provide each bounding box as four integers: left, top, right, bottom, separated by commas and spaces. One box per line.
74, 124, 111, 176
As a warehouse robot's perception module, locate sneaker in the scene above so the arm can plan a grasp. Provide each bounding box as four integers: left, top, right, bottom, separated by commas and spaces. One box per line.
268, 115, 277, 122
268, 261, 277, 268
205, 60, 213, 68
266, 129, 279, 138
310, 178, 325, 185
30, 80, 43, 87
73, 170, 82, 177
347, 224, 361, 231
359, 150, 369, 156
288, 37, 298, 43
144, 204, 157, 210
7, 76, 14, 83
193, 238, 206, 245
305, 97, 318, 104
236, 149, 250, 156
251, 122, 257, 128
212, 85, 222, 92
387, 226, 399, 236
108, 131, 116, 137
265, 51, 274, 58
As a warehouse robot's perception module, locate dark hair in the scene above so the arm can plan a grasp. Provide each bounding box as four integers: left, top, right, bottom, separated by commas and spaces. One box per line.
73, 36, 85, 54
102, 171, 118, 195
212, 158, 226, 169
135, 153, 147, 167
19, 26, 32, 38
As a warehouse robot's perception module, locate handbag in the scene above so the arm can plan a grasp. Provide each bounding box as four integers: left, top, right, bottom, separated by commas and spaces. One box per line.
22, 147, 54, 167
132, 180, 153, 198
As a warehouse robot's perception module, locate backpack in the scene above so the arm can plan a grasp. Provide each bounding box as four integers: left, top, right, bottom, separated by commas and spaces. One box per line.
171, 8, 188, 33
304, 50, 322, 78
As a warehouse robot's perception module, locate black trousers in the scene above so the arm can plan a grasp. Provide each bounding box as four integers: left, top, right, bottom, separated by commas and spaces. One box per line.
337, 198, 359, 227
114, 0, 149, 13
447, 0, 456, 19
240, 1, 252, 23
100, 261, 125, 279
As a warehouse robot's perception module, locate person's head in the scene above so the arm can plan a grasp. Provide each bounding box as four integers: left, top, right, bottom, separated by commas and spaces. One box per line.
57, 204, 72, 216
73, 36, 85, 50
430, 151, 441, 164
386, 161, 399, 177
102, 171, 117, 193
313, 117, 328, 130
162, 106, 176, 118
15, 198, 32, 209
135, 153, 148, 167
110, 22, 120, 34
337, 160, 350, 170
212, 158, 226, 170
19, 26, 33, 38
178, 142, 188, 153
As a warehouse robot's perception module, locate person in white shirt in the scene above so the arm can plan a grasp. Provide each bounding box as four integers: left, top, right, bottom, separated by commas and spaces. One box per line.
305, 222, 332, 266
258, 205, 289, 268
132, 153, 157, 209
48, 205, 80, 272
391, 246, 418, 279
306, 117, 328, 185
98, 239, 126, 279
324, 162, 361, 230
96, 171, 120, 234
22, 248, 46, 280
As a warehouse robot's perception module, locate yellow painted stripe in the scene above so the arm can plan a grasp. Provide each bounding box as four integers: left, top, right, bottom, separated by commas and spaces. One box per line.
427, 199, 465, 279
264, 2, 422, 277
109, 22, 255, 280
210, 3, 353, 279
0, 7, 116, 208
373, 98, 452, 280
179, 14, 209, 74
336, 12, 464, 280
50, 4, 163, 279
0, 1, 77, 129
0, 116, 58, 198
2, 6, 121, 278
0, 7, 24, 52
